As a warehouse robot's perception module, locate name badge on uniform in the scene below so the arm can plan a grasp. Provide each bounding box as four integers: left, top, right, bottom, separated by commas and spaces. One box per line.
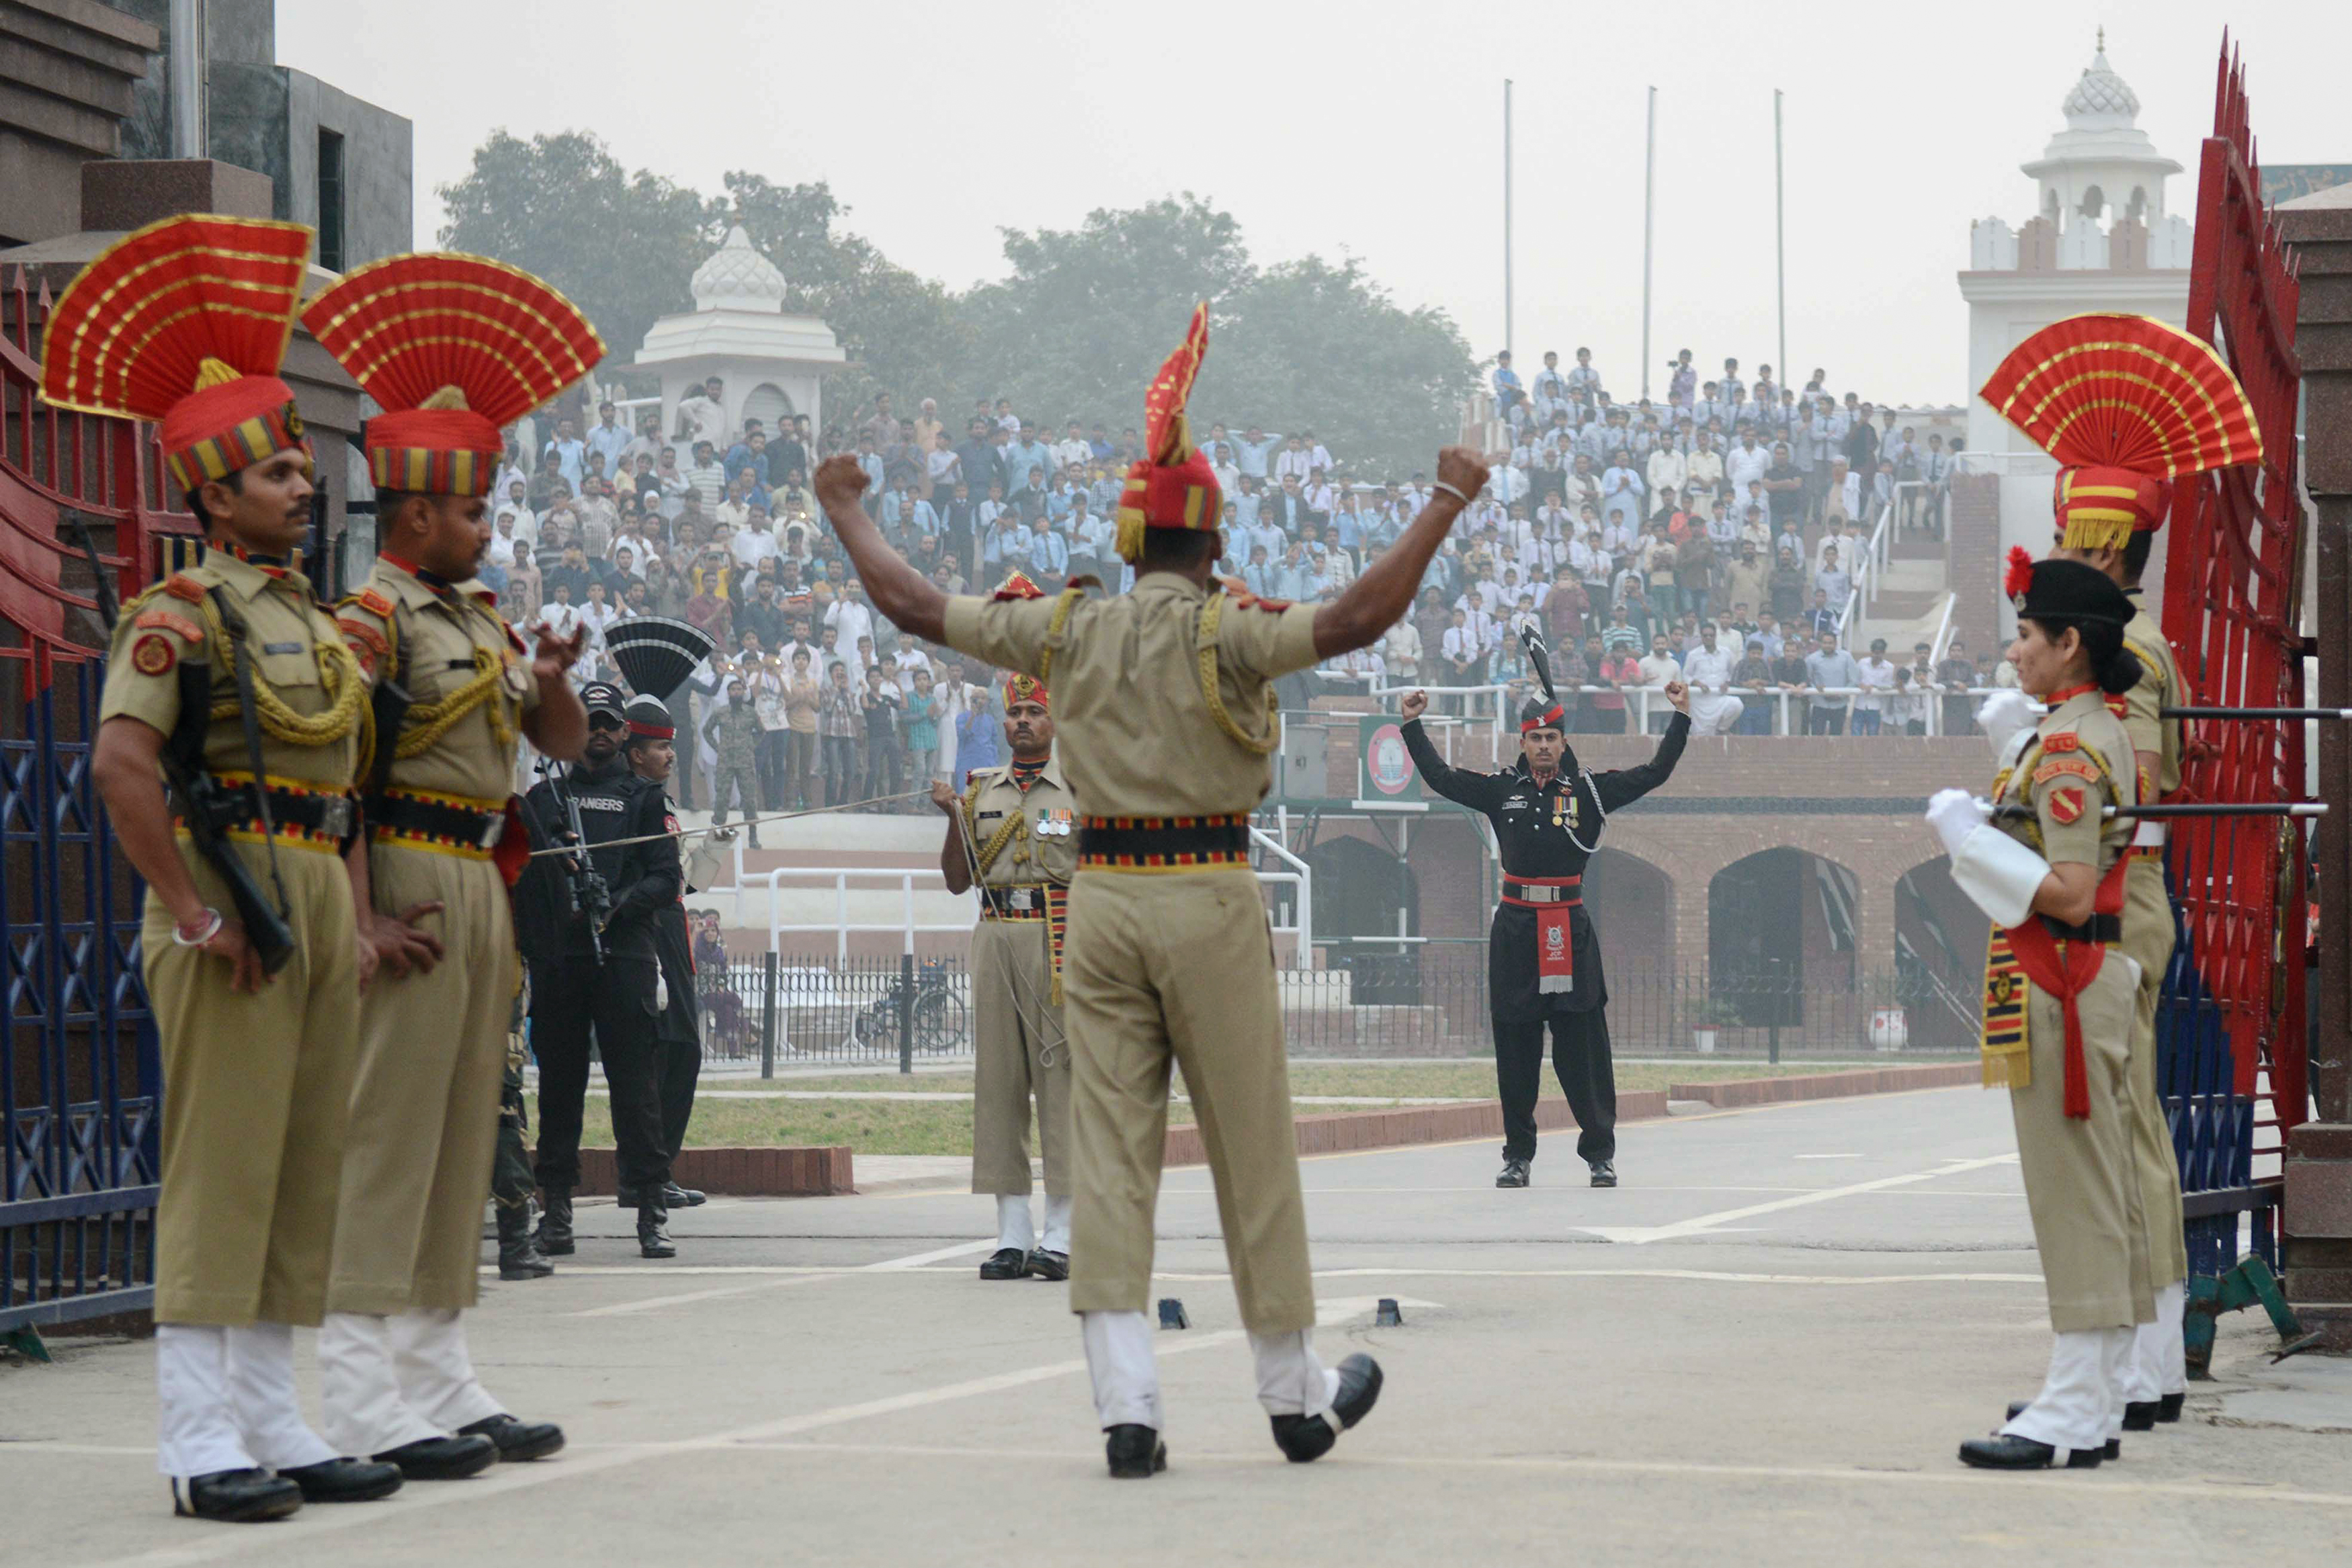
1501, 795, 1529, 813
263, 640, 303, 655
574, 795, 627, 812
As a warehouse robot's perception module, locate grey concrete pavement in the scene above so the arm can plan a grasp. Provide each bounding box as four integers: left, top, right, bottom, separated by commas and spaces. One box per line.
5, 1084, 2349, 1567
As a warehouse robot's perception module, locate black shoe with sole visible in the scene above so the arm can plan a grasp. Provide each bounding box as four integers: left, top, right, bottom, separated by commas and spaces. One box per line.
1589, 1160, 1618, 1188
1958, 1434, 2102, 1470
536, 1189, 574, 1256
978, 1246, 1029, 1280
1495, 1158, 1530, 1189
171, 1467, 303, 1522
1105, 1424, 1167, 1479
2157, 1391, 2186, 1422
458, 1413, 566, 1463
372, 1434, 499, 1481
638, 1196, 675, 1260
276, 1456, 402, 1504
2122, 1400, 2160, 1430
664, 1182, 706, 1208
497, 1205, 554, 1280
1269, 1353, 1384, 1463
1025, 1248, 1069, 1282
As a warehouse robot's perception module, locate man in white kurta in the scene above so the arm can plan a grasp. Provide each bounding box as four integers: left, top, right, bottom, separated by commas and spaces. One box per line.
1679, 625, 1745, 736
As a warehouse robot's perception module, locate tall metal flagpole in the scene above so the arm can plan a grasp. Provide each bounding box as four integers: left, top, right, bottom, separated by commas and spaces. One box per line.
1642, 86, 1656, 399
1504, 79, 1514, 361
1775, 89, 1787, 385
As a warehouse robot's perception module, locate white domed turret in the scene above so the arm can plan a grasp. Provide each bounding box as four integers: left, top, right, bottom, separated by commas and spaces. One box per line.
690, 226, 787, 315
2021, 30, 2181, 236
2062, 30, 2141, 127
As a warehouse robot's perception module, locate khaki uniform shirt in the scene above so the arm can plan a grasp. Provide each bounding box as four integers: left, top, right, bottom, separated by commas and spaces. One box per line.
943, 576, 1320, 817
964, 754, 1079, 889
99, 552, 362, 790
1993, 689, 2134, 871
2119, 598, 2183, 803
335, 560, 539, 803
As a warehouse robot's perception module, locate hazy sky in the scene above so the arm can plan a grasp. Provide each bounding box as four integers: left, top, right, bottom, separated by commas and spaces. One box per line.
280, 1, 2348, 411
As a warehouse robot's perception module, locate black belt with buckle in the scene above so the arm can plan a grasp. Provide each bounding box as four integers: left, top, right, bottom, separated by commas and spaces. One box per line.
1501, 878, 1582, 904
2040, 912, 2121, 945
980, 884, 1052, 916
372, 791, 507, 848
196, 780, 355, 841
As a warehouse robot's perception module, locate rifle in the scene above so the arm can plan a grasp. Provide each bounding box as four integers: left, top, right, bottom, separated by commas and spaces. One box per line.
68, 514, 298, 974
542, 759, 614, 965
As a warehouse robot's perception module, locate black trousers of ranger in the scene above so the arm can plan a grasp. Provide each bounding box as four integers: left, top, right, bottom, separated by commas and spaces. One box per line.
657, 1028, 701, 1163
530, 955, 673, 1197
1495, 1009, 1617, 1165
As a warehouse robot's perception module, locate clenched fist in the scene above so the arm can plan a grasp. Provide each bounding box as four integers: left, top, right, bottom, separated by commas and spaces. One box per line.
1400, 689, 1429, 722
814, 454, 870, 516
1433, 445, 1490, 505
930, 778, 960, 815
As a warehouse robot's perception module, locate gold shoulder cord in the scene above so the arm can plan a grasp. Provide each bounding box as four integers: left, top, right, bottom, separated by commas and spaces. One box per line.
1195, 591, 1279, 755
198, 596, 366, 748
1036, 586, 1084, 691
968, 776, 1026, 877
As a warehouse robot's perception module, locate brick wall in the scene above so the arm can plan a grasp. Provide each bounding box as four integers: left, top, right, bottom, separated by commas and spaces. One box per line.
1948, 472, 2003, 660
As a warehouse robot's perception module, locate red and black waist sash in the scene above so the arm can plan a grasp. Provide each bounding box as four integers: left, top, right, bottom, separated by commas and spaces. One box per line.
1077, 814, 1251, 872
1501, 875, 1582, 994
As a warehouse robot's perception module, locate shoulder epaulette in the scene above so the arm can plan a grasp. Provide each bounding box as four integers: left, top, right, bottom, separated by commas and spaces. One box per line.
163, 572, 206, 603
353, 587, 397, 619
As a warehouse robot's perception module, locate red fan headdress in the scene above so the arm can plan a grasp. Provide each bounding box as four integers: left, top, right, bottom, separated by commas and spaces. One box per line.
1114, 303, 1222, 563
991, 571, 1048, 706
1978, 313, 2262, 553
39, 214, 316, 494
302, 252, 605, 496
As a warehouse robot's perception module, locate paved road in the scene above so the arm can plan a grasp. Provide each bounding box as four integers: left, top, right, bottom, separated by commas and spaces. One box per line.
7, 1085, 2349, 1566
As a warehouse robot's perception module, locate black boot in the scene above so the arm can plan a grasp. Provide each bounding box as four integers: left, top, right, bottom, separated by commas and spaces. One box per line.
497, 1205, 554, 1280
536, 1189, 574, 1257
638, 1193, 675, 1259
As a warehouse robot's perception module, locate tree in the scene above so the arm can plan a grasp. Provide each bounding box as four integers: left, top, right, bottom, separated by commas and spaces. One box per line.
436, 130, 716, 367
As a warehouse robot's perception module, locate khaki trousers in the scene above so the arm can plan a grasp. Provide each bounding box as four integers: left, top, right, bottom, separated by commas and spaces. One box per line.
1063, 870, 1314, 1335
2120, 858, 2189, 1287
144, 836, 359, 1326
969, 914, 1069, 1196
327, 846, 515, 1314
2014, 952, 2156, 1333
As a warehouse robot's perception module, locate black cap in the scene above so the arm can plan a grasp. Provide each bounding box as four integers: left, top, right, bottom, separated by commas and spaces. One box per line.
2006, 549, 2130, 625
582, 681, 626, 720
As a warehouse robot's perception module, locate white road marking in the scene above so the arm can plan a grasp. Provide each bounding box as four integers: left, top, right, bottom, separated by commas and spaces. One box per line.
1794, 1152, 1864, 1160
1577, 1153, 2020, 1244
567, 1237, 997, 1317
75, 1297, 1429, 1568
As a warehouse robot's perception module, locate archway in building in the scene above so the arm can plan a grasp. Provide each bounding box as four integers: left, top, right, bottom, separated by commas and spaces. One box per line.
1304, 834, 1420, 1004
1708, 848, 1859, 1025
1895, 857, 1988, 1053
2080, 183, 2105, 220
1582, 848, 1673, 982
743, 382, 794, 439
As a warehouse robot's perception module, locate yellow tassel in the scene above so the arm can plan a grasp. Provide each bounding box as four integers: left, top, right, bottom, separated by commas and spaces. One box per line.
193, 357, 242, 391
1115, 512, 1147, 564
420, 385, 470, 411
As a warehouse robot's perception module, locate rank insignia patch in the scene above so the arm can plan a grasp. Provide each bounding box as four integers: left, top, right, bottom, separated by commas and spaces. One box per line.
2048, 787, 2085, 825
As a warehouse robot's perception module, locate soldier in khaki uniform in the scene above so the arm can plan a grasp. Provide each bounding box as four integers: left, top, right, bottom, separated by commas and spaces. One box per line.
1932, 554, 2156, 1469
1978, 313, 2265, 1434
300, 253, 597, 1475
933, 620, 1079, 1280
814, 304, 1490, 1477
58, 215, 403, 1520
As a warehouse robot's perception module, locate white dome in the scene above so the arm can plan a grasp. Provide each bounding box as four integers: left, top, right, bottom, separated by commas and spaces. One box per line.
691, 225, 786, 315
2063, 34, 2140, 125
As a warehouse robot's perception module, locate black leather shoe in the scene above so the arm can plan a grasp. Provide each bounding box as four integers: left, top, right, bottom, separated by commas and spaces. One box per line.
665, 1182, 706, 1208
458, 1413, 566, 1462
2105, 1437, 2122, 1460
372, 1434, 499, 1480
2157, 1391, 2185, 1422
276, 1456, 402, 1503
1495, 1158, 1530, 1188
172, 1467, 302, 1522
2123, 1400, 2160, 1430
1589, 1160, 1618, 1188
536, 1189, 575, 1256
978, 1246, 1028, 1280
1958, 1434, 2102, 1470
638, 1196, 675, 1260
1025, 1248, 1069, 1282
1269, 1353, 1383, 1463
1105, 1424, 1167, 1479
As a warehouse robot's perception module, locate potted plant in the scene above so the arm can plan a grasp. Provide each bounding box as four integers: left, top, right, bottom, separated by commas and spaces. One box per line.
1685, 997, 1742, 1054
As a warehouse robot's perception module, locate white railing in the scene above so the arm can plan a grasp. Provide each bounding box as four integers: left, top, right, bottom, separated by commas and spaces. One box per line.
1249, 826, 1312, 967
1927, 592, 1958, 667
1354, 680, 2019, 739
1835, 494, 1899, 653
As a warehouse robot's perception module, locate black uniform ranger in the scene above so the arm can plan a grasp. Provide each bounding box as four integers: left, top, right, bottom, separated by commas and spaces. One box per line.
1400, 635, 1690, 1188
513, 681, 683, 1258
619, 692, 706, 1211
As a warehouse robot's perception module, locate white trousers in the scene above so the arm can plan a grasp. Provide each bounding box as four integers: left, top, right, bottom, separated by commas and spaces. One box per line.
995, 1194, 1074, 1254
155, 1321, 338, 1479
320, 1309, 503, 1456
2001, 1327, 2131, 1454
1079, 1311, 1339, 1433
2123, 1280, 2189, 1401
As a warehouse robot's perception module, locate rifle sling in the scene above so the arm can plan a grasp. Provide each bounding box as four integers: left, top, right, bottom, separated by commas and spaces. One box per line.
208, 586, 293, 921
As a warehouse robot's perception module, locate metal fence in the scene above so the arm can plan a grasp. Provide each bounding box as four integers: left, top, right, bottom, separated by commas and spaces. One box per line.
693, 947, 1970, 1072
697, 951, 975, 1070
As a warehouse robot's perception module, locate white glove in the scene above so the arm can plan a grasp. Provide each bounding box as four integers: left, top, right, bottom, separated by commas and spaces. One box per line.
1976, 689, 2038, 759
1925, 787, 1988, 859
1949, 824, 2053, 930
655, 973, 669, 1012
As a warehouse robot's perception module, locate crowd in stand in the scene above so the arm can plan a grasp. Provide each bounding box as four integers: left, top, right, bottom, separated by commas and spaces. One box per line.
470, 347, 1983, 812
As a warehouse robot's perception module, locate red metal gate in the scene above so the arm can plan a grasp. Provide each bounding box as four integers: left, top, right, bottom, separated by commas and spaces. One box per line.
2156, 41, 2308, 1275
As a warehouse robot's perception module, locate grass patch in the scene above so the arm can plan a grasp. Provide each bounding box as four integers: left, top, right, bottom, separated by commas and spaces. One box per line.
552, 1056, 1967, 1157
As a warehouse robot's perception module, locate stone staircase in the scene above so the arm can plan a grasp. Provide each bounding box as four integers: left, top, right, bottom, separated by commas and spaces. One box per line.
1854, 524, 1953, 654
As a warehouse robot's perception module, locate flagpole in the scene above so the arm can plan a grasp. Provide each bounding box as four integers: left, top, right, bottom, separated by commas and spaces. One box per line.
1642, 86, 1656, 400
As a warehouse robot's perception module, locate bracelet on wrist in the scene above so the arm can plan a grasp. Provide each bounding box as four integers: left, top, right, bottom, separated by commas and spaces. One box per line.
1431, 481, 1472, 507
173, 908, 224, 947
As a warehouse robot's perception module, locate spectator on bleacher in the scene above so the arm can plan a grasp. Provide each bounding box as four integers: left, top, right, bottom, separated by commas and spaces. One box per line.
1938, 637, 1978, 735
1802, 630, 1861, 736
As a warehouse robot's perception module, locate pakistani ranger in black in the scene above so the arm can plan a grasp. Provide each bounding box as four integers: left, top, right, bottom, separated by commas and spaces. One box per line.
1398, 638, 1690, 1188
